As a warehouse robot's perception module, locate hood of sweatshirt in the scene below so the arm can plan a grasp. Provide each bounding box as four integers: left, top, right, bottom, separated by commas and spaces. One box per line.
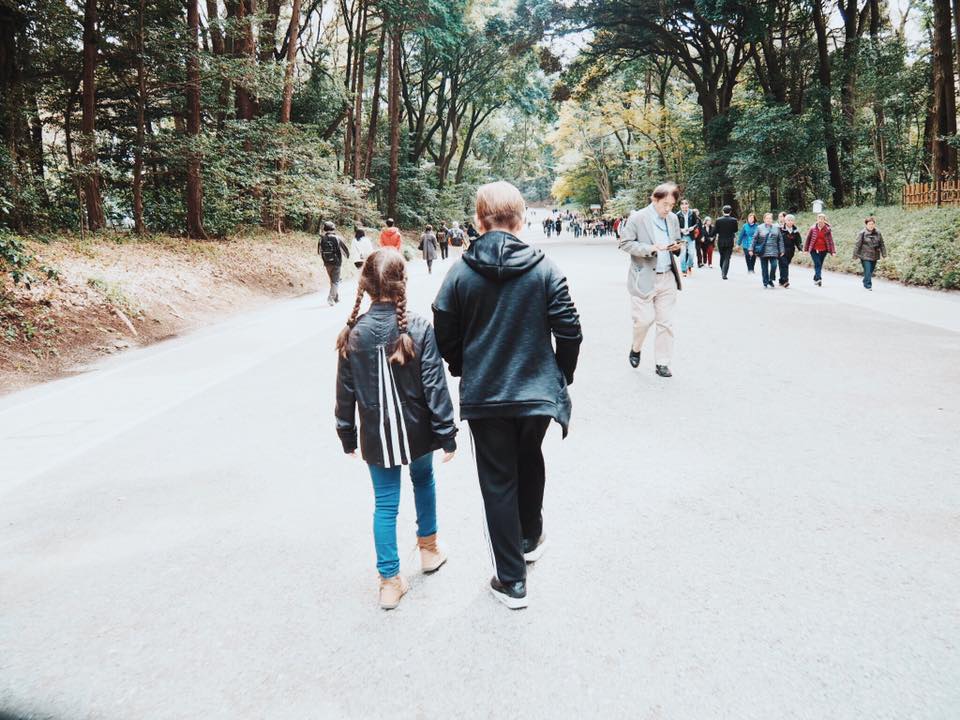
462, 230, 545, 282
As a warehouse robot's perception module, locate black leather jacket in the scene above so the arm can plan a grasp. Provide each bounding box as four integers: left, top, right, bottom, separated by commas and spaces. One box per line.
336, 304, 457, 467
432, 231, 582, 435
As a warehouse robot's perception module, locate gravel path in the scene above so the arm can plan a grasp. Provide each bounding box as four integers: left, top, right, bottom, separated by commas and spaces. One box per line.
2, 216, 958, 719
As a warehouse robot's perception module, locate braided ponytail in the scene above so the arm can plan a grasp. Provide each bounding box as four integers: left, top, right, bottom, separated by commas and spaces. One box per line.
389, 283, 415, 365
335, 283, 366, 359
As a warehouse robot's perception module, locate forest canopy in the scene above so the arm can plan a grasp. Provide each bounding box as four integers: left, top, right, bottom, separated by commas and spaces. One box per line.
1, 0, 958, 241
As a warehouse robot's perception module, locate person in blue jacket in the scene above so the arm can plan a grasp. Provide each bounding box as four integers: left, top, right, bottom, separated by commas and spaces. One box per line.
738, 212, 759, 273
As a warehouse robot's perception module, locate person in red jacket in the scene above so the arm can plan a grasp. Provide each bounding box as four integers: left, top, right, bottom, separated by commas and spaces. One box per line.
803, 213, 836, 287
379, 218, 403, 251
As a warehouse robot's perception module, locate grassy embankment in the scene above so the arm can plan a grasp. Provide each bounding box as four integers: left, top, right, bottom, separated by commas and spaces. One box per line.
0, 230, 356, 391
788, 206, 960, 290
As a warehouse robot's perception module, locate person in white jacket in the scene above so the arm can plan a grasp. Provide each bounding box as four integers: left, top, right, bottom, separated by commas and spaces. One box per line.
353, 227, 374, 269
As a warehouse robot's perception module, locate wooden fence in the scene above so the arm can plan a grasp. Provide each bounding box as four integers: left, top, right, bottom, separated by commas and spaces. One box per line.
901, 181, 960, 208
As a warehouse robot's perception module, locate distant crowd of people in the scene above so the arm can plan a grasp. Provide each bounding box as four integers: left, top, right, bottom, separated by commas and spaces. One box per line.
315, 217, 481, 304
536, 211, 619, 239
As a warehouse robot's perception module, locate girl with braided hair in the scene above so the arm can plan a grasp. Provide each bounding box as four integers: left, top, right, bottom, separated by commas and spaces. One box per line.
335, 248, 458, 610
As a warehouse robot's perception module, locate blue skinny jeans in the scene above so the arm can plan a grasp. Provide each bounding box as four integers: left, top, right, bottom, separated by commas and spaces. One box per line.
681, 239, 697, 272
367, 452, 437, 579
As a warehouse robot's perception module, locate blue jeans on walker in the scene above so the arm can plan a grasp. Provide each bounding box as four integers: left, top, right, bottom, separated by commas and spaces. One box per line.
811, 250, 827, 281
761, 256, 778, 286
681, 239, 697, 272
367, 453, 437, 579
861, 259, 875, 288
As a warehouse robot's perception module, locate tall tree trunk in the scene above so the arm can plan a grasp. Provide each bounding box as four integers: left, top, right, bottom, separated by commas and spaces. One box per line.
869, 0, 888, 203
387, 26, 400, 220
207, 0, 230, 127
954, 0, 960, 82
931, 0, 957, 179
839, 4, 858, 200
273, 0, 301, 232
351, 1, 368, 179
25, 86, 44, 185
186, 0, 207, 239
279, 0, 300, 124
81, 0, 106, 230
454, 107, 483, 185
133, 0, 147, 233
362, 25, 385, 179
0, 6, 22, 228
813, 0, 845, 206
260, 0, 283, 63
233, 0, 256, 120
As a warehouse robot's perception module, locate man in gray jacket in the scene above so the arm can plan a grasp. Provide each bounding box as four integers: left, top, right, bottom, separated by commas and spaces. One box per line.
619, 182, 684, 377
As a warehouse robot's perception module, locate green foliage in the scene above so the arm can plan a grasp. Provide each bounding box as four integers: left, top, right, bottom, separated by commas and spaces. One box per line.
0, 230, 35, 287
726, 100, 829, 212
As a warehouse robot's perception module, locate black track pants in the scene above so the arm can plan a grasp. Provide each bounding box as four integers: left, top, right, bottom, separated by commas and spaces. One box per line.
469, 416, 552, 584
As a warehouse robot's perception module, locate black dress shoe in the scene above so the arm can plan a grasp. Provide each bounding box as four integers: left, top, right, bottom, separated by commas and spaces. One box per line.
655, 365, 672, 378
490, 577, 528, 609
629, 349, 641, 368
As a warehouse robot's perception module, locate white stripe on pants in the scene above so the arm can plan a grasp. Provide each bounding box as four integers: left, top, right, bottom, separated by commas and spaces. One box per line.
630, 273, 677, 365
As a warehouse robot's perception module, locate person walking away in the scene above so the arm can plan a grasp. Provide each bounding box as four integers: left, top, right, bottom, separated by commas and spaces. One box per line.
319, 220, 351, 305
353, 227, 374, 270
804, 213, 836, 286
693, 208, 706, 267
379, 218, 403, 251
419, 225, 439, 274
433, 181, 582, 610
853, 216, 886, 291
738, 212, 759, 273
620, 182, 684, 377
335, 249, 457, 610
701, 216, 716, 267
465, 221, 479, 242
446, 222, 465, 258
714, 206, 738, 280
554, 217, 562, 236
779, 215, 803, 287
676, 199, 699, 277
754, 213, 784, 288
436, 223, 450, 260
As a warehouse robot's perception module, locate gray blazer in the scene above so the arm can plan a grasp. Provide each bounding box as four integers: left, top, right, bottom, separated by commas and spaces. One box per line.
619, 204, 683, 295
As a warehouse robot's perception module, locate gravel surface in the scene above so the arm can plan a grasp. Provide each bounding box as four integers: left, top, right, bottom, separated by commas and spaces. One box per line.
2, 213, 959, 719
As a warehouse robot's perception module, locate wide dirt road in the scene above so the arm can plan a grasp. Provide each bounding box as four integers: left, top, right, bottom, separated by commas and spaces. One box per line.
2, 217, 959, 719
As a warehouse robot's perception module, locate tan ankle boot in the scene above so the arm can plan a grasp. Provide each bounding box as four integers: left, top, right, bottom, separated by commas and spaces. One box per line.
379, 575, 409, 610
417, 533, 447, 573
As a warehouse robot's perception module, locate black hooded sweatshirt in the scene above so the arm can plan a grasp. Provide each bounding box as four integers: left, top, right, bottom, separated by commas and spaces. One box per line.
432, 230, 582, 435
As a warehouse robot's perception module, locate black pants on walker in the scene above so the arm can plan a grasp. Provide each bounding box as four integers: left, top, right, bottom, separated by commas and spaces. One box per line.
469, 415, 551, 584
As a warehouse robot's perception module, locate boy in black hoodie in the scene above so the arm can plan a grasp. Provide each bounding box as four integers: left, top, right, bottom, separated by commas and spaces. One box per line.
432, 181, 582, 609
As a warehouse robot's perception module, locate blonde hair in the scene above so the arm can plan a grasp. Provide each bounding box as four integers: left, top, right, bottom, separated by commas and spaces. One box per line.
475, 181, 526, 231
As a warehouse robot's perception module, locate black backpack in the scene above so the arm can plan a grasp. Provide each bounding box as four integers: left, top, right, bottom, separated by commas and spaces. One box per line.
320, 233, 342, 265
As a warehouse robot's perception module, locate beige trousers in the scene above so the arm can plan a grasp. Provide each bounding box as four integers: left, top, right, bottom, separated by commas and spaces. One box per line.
630, 273, 677, 364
